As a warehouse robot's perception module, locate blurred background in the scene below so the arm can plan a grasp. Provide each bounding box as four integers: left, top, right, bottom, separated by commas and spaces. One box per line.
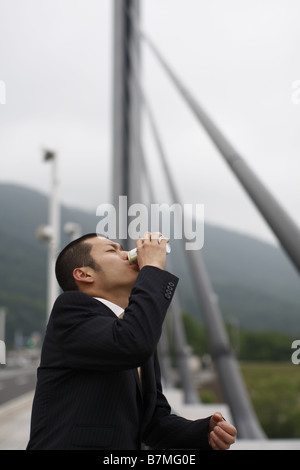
0, 0, 300, 445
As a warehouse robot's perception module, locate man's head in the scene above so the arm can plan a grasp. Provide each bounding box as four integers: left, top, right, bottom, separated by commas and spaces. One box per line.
55, 233, 139, 302
55, 233, 99, 291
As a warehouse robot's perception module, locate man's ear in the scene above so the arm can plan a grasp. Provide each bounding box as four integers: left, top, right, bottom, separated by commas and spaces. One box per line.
73, 267, 94, 284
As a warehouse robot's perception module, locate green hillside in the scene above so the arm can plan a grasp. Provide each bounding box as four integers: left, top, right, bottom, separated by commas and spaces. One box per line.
202, 225, 300, 333
0, 182, 299, 345
0, 183, 96, 344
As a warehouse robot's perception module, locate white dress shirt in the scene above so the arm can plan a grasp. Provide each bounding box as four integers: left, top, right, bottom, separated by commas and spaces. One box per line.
93, 297, 124, 318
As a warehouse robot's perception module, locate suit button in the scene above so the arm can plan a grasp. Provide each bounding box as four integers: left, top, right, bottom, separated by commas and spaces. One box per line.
164, 280, 175, 299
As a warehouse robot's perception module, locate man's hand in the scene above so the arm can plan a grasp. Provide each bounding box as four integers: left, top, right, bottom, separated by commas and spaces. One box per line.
208, 412, 237, 450
136, 232, 168, 270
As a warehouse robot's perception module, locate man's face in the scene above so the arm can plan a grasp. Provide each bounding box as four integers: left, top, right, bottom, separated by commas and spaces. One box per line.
87, 236, 139, 295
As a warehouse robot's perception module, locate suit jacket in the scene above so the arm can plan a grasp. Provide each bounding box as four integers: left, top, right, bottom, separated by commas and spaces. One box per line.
27, 266, 211, 450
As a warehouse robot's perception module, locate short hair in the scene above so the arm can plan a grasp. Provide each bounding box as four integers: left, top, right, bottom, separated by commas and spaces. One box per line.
55, 233, 101, 291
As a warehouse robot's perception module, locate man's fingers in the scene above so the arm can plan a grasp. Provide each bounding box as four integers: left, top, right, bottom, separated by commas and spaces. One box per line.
140, 232, 168, 244
217, 419, 237, 440
209, 412, 237, 450
150, 232, 162, 240
135, 232, 168, 270
209, 412, 226, 432
209, 431, 229, 450
209, 424, 236, 450
211, 412, 224, 424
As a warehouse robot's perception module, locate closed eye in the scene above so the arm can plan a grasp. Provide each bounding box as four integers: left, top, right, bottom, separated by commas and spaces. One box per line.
105, 242, 123, 252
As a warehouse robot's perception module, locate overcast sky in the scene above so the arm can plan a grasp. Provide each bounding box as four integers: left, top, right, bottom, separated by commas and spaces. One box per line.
0, 0, 299, 246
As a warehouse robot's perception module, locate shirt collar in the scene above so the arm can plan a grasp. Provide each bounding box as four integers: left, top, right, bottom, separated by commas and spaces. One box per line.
93, 297, 124, 318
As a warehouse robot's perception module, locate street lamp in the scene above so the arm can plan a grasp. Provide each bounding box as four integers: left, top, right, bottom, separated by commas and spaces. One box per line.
64, 222, 82, 241
36, 150, 60, 319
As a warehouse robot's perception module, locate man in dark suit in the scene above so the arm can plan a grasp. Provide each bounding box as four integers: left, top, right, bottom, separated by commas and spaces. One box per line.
27, 232, 236, 450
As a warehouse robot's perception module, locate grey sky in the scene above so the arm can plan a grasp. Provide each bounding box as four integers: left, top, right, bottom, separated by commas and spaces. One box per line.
0, 0, 299, 246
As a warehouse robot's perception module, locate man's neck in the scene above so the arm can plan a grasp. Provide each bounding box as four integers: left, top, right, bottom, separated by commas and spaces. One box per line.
101, 294, 129, 310
80, 287, 130, 310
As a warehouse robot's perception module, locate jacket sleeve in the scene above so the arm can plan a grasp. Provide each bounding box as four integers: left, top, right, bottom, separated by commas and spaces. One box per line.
143, 353, 212, 450
47, 266, 178, 372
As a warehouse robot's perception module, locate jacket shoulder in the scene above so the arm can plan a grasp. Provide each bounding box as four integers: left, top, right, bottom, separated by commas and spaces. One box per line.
52, 290, 100, 312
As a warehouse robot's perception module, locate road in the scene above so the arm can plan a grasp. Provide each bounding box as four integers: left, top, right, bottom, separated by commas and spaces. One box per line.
0, 357, 37, 405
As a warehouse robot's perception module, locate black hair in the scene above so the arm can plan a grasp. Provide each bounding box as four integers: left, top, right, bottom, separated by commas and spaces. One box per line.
55, 233, 101, 291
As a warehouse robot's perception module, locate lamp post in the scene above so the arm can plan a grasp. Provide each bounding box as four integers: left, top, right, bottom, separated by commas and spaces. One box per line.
36, 150, 60, 319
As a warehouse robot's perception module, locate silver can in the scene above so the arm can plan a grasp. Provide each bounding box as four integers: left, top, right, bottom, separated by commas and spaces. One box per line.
128, 238, 171, 265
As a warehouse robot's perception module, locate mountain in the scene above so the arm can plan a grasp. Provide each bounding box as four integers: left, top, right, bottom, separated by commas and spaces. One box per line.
0, 183, 97, 345
177, 224, 300, 334
0, 182, 299, 345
